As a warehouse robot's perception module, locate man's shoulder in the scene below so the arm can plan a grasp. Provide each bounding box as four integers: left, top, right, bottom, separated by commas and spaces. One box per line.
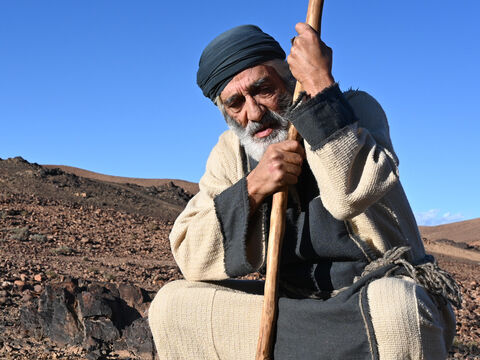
207, 129, 241, 163
217, 129, 240, 146
342, 88, 388, 125
203, 129, 243, 183
343, 88, 381, 108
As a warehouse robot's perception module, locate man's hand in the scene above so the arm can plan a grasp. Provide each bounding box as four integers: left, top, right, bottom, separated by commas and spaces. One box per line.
246, 140, 305, 215
287, 22, 335, 96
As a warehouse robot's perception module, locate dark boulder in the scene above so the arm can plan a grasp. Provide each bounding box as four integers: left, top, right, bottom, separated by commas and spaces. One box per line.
36, 282, 84, 345
19, 278, 157, 359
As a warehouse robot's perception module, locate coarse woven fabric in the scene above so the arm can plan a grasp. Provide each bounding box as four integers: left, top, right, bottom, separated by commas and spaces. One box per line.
160, 85, 457, 358
148, 276, 455, 359
148, 280, 263, 360
169, 87, 427, 282
367, 276, 456, 359
196, 25, 286, 101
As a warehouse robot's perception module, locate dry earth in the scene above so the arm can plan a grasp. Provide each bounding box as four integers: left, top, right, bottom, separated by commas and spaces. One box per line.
42, 165, 199, 196
419, 219, 480, 248
0, 157, 479, 359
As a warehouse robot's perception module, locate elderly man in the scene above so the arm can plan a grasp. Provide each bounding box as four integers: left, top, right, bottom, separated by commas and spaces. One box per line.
148, 24, 459, 359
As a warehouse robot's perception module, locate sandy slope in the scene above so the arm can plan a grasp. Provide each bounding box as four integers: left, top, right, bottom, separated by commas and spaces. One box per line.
419, 218, 480, 246
419, 218, 480, 264
425, 241, 480, 263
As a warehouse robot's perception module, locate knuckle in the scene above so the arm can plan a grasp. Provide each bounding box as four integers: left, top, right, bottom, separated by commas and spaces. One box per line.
297, 22, 307, 30
266, 148, 276, 157
291, 140, 299, 147
305, 30, 315, 39
272, 171, 283, 182
270, 161, 282, 171
271, 152, 282, 161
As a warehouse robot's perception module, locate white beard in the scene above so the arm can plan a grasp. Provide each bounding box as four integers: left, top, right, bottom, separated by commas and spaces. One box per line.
225, 110, 289, 161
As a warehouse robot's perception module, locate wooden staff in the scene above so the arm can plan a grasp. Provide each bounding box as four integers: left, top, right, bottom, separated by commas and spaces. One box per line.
255, 1, 324, 359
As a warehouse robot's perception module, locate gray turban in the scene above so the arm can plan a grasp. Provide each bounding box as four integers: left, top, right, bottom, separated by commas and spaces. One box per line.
196, 25, 286, 102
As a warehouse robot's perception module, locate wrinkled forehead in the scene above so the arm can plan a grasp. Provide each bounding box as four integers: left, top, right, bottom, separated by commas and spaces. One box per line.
220, 65, 284, 102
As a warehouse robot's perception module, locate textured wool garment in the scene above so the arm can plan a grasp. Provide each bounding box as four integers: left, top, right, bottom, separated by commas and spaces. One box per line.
196, 25, 286, 101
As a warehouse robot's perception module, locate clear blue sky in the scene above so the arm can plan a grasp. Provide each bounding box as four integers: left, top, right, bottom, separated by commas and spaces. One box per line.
1, 1, 479, 225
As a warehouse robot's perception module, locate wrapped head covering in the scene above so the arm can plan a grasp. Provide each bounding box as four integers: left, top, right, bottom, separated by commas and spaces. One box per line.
197, 25, 286, 101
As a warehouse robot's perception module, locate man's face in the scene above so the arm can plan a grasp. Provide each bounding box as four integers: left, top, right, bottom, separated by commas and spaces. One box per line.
219, 65, 292, 161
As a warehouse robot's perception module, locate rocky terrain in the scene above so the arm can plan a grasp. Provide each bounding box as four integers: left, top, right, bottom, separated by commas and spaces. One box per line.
0, 156, 479, 359
41, 165, 199, 196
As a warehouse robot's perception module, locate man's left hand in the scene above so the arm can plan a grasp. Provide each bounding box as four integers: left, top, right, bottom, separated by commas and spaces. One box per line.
287, 22, 335, 96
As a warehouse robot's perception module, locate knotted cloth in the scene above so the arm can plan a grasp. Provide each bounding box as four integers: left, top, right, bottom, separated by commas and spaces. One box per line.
361, 246, 462, 308
196, 25, 286, 101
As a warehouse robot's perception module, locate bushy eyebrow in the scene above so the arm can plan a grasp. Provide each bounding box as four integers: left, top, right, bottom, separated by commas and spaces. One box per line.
223, 77, 272, 107
223, 94, 242, 107
250, 77, 269, 92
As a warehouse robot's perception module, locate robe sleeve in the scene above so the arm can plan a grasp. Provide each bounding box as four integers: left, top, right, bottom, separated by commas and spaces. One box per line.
169, 131, 265, 281
289, 83, 400, 220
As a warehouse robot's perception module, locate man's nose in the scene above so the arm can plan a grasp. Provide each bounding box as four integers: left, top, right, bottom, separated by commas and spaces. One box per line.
245, 95, 265, 123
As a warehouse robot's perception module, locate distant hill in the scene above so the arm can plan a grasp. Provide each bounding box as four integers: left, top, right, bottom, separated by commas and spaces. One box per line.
419, 218, 480, 247
0, 157, 194, 222
419, 218, 480, 263
43, 164, 199, 195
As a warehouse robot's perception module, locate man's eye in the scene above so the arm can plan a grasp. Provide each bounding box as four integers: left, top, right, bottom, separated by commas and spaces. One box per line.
227, 100, 244, 110
256, 86, 274, 95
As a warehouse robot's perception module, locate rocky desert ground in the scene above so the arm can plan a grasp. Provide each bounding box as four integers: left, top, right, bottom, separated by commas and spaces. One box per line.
0, 156, 478, 359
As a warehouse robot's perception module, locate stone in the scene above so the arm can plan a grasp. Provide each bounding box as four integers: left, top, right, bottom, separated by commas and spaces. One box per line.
36, 284, 84, 345
19, 302, 44, 340
83, 318, 120, 343
123, 317, 156, 360
22, 291, 33, 302
14, 280, 25, 288
83, 336, 100, 351
118, 283, 144, 309
100, 282, 120, 298
77, 291, 112, 318
112, 349, 132, 358
80, 237, 91, 244
62, 279, 78, 294
18, 278, 158, 358
34, 274, 43, 282
85, 349, 102, 360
